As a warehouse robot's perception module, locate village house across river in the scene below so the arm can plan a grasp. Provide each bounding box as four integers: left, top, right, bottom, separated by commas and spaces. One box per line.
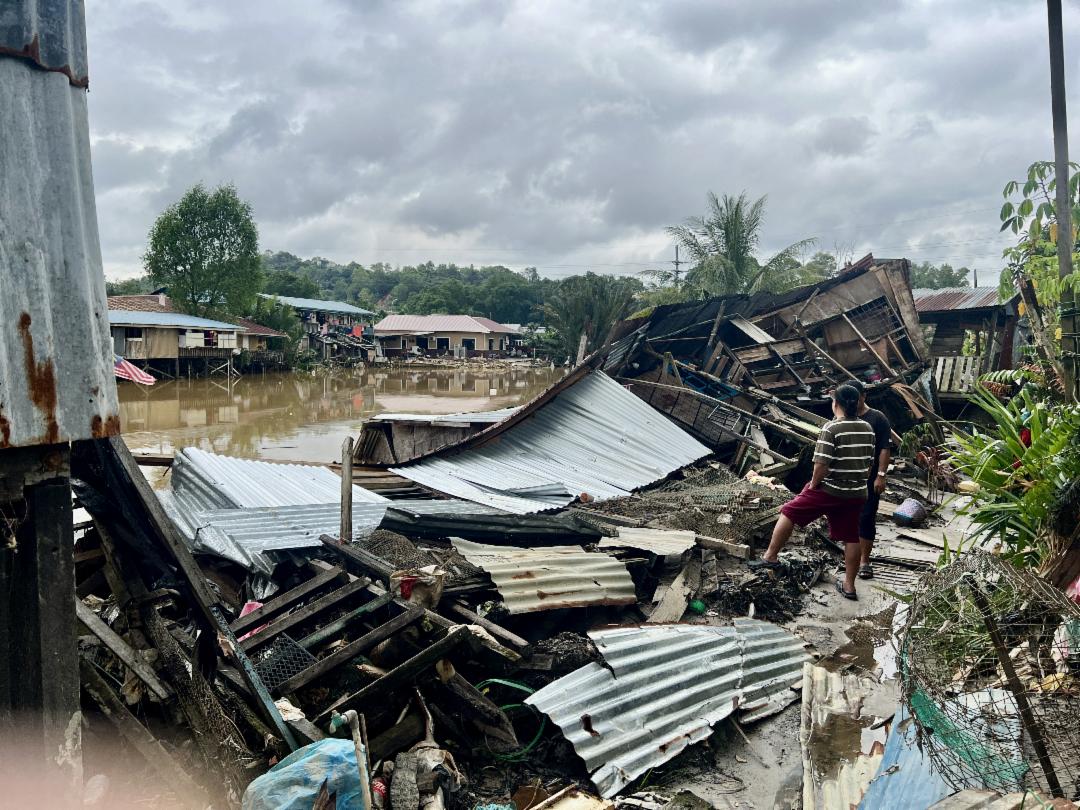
374, 313, 521, 357
259, 293, 376, 362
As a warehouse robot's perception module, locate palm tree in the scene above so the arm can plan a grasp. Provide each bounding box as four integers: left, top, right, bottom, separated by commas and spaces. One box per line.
542, 273, 641, 360
668, 192, 816, 296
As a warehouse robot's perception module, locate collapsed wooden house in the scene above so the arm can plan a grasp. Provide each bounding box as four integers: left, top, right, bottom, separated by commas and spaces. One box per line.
605, 255, 933, 474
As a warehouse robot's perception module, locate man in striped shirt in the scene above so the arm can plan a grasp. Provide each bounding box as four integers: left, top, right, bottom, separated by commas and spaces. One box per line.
749, 384, 875, 600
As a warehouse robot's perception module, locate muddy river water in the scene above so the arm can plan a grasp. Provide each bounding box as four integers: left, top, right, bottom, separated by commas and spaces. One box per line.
117, 365, 564, 463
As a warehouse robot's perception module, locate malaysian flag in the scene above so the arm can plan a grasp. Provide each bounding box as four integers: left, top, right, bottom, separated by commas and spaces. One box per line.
114, 355, 156, 385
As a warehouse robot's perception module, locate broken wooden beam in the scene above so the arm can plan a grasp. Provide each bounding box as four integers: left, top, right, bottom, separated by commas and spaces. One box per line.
695, 534, 752, 559
240, 578, 370, 653
316, 626, 470, 723
230, 564, 346, 636
446, 602, 530, 650
277, 605, 424, 695
75, 598, 171, 702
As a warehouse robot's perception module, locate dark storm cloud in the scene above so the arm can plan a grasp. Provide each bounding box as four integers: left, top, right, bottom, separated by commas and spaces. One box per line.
85, 0, 1080, 279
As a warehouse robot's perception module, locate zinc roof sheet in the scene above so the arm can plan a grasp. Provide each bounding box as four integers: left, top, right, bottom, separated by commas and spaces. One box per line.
108, 310, 245, 331
452, 538, 636, 613
371, 407, 520, 425
158, 495, 387, 575
598, 528, 697, 556
258, 293, 373, 316
527, 619, 810, 796
0, 39, 118, 447
374, 314, 517, 334
171, 448, 388, 510
232, 317, 287, 338
912, 287, 1004, 313
391, 371, 711, 513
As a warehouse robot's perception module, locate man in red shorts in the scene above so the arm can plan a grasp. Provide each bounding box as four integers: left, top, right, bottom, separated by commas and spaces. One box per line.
749, 384, 875, 600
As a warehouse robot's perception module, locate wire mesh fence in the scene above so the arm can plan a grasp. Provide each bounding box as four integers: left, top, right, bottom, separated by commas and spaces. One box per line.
900, 551, 1080, 800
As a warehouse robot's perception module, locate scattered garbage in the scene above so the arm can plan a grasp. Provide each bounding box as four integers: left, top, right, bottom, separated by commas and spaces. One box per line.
242, 739, 369, 810
892, 497, 929, 528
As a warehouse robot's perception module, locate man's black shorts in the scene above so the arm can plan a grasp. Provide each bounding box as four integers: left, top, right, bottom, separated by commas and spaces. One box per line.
859, 481, 879, 541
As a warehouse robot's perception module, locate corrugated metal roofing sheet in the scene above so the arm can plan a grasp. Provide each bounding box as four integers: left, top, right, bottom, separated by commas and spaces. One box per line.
0, 21, 118, 448
913, 287, 1004, 313
598, 528, 697, 556
1, 0, 88, 87
371, 407, 520, 425
171, 448, 388, 510
108, 310, 245, 330
391, 371, 711, 513
452, 538, 636, 613
384, 499, 507, 516
161, 449, 390, 573
527, 619, 810, 796
176, 501, 387, 574
800, 664, 883, 809
375, 314, 517, 334
232, 317, 287, 338
258, 293, 373, 316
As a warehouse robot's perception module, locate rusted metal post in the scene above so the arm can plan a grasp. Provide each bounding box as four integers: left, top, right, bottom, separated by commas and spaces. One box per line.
966, 579, 1062, 797
341, 436, 354, 542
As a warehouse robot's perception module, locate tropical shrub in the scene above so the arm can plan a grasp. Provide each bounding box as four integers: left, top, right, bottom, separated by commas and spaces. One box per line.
948, 382, 1080, 569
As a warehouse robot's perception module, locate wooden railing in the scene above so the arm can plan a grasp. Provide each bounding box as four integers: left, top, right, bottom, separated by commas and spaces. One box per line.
179, 347, 235, 358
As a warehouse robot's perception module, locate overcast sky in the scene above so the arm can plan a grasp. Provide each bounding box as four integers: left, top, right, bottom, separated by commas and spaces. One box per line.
86, 0, 1080, 283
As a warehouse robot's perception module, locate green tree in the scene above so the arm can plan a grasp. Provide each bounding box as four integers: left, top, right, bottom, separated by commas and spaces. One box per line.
668, 192, 816, 296
263, 269, 321, 299
909, 262, 970, 289
248, 296, 304, 346
998, 160, 1080, 388
144, 184, 262, 318
105, 275, 154, 296
542, 273, 642, 359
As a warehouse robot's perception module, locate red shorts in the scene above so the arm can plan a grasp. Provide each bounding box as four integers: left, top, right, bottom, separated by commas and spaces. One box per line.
781, 487, 866, 544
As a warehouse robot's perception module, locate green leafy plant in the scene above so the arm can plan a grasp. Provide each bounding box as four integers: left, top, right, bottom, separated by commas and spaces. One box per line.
948, 383, 1080, 569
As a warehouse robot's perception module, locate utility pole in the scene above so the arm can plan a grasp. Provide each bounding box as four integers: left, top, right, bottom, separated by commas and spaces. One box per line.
1048, 0, 1078, 400
670, 245, 685, 287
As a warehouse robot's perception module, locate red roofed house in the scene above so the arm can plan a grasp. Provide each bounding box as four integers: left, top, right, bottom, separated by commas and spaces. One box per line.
374, 314, 520, 357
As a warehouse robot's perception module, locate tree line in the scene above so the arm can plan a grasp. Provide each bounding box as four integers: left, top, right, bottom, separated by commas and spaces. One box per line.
106, 184, 972, 360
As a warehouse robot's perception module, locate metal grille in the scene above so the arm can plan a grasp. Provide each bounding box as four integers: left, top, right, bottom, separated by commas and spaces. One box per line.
252, 635, 317, 692
846, 297, 902, 341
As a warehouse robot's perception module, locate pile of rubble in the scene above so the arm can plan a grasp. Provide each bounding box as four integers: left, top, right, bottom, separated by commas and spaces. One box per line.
60, 264, 1080, 808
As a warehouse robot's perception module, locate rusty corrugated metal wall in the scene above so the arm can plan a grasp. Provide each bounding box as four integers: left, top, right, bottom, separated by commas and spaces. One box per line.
0, 0, 118, 448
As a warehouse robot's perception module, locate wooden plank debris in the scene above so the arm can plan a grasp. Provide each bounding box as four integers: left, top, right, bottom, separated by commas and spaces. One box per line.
276, 605, 424, 695
80, 658, 213, 807
75, 599, 171, 702
316, 626, 470, 723
695, 534, 751, 559
648, 553, 701, 623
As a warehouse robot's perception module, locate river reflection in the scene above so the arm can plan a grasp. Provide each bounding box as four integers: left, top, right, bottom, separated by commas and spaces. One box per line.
118, 365, 564, 463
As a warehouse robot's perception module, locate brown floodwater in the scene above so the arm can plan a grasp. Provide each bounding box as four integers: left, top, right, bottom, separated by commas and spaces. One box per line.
117, 365, 565, 463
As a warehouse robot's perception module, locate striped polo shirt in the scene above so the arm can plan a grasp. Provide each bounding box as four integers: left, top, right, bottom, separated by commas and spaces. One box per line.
813, 418, 875, 499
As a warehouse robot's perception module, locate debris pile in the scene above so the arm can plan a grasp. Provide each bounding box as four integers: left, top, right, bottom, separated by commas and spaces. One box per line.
45, 271, 1069, 809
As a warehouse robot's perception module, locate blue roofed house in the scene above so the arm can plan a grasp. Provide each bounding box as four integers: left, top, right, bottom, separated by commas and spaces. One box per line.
108, 294, 245, 376
258, 293, 376, 361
